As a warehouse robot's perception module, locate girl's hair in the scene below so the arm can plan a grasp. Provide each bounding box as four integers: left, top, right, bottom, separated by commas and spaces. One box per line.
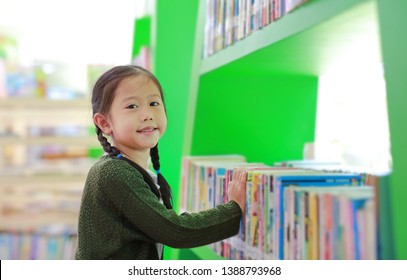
92, 65, 172, 209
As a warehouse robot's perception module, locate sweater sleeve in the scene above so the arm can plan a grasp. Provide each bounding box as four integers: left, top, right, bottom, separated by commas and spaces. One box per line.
99, 158, 243, 248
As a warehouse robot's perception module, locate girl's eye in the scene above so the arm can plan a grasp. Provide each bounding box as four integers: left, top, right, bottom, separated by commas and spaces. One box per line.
126, 104, 138, 109
150, 101, 160, 106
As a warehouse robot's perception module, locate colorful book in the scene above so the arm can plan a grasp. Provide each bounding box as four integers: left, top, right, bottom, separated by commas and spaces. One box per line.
273, 173, 362, 259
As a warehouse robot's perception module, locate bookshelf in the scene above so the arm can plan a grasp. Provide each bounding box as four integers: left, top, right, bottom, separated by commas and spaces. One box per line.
0, 97, 98, 259
147, 0, 406, 259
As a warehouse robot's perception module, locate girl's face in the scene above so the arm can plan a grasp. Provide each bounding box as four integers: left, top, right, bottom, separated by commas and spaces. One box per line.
106, 75, 167, 153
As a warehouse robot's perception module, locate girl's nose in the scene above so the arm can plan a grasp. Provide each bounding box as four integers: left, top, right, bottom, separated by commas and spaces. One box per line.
141, 108, 154, 121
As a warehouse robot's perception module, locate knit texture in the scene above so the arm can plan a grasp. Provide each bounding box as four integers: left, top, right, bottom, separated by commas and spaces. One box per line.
75, 155, 242, 260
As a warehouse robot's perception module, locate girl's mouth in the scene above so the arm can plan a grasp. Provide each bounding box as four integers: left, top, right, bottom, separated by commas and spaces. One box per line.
137, 127, 157, 134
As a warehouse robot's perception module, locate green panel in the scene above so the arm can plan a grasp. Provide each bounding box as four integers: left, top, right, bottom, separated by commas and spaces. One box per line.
153, 0, 199, 260
377, 0, 407, 259
179, 246, 224, 260
154, 0, 199, 202
132, 16, 151, 59
191, 72, 318, 165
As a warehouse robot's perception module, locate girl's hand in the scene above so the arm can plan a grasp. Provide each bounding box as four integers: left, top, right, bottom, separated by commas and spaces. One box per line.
227, 167, 247, 214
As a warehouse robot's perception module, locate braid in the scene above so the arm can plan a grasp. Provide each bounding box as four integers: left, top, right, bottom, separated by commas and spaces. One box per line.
95, 126, 120, 157
150, 144, 173, 209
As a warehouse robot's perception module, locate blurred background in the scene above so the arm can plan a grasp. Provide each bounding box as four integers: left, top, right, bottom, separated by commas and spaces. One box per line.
0, 0, 149, 259
0, 0, 145, 96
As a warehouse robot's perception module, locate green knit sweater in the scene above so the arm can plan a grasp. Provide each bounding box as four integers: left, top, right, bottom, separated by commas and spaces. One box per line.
75, 155, 242, 260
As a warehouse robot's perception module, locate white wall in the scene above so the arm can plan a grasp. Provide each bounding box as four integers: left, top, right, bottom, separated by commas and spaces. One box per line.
0, 0, 146, 65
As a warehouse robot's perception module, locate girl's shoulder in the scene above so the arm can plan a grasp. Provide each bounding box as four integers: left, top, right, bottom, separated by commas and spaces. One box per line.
89, 155, 144, 181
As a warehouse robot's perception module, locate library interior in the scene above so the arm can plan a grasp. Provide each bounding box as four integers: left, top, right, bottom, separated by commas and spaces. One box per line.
0, 0, 406, 260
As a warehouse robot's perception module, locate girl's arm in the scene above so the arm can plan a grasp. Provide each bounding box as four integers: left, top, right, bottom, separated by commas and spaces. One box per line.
103, 158, 245, 248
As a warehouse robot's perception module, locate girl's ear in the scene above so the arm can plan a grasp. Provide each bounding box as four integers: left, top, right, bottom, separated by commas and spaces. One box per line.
93, 113, 112, 135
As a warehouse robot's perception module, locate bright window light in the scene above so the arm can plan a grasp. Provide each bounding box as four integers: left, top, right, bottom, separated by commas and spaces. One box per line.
314, 65, 392, 174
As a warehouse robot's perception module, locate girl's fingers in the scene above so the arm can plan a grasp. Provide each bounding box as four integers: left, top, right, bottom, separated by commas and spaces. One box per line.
240, 170, 246, 182
231, 167, 247, 187
238, 168, 245, 182
232, 169, 239, 181
236, 167, 244, 176
237, 169, 242, 181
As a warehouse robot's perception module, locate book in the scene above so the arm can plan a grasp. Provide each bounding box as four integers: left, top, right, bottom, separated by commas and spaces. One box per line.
180, 155, 246, 211
231, 166, 306, 259
283, 185, 374, 260
273, 172, 362, 259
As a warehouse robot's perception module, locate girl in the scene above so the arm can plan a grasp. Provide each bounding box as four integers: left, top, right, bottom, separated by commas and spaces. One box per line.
75, 65, 247, 260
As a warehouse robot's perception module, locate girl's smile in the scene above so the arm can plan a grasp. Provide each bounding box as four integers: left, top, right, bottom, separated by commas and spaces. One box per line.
137, 126, 158, 135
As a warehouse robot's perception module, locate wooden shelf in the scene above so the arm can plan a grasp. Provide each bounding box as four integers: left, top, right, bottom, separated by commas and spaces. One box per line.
0, 98, 90, 109
0, 136, 99, 146
0, 98, 92, 125
0, 212, 79, 232
0, 174, 88, 185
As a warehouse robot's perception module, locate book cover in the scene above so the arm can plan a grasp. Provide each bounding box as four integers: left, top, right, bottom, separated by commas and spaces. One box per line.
273, 173, 362, 259
287, 186, 374, 260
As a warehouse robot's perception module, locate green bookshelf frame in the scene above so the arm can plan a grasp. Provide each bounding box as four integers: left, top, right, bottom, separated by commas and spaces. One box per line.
376, 0, 407, 260
143, 0, 406, 259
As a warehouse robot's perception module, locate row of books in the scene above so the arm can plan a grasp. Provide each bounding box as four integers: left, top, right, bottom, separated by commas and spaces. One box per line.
1, 54, 110, 99
203, 0, 309, 57
180, 155, 377, 260
283, 185, 376, 260
1, 64, 86, 99
0, 230, 77, 260
1, 187, 81, 216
